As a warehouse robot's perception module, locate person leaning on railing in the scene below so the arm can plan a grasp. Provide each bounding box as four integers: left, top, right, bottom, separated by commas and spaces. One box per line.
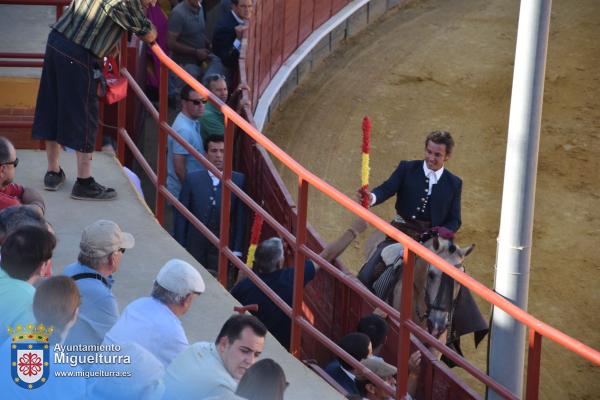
230, 217, 368, 350
31, 0, 158, 201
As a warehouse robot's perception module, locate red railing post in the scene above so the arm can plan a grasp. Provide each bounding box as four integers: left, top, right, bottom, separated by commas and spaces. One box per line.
116, 35, 128, 164
397, 249, 416, 399
217, 117, 235, 286
290, 178, 308, 356
525, 330, 543, 400
156, 62, 168, 225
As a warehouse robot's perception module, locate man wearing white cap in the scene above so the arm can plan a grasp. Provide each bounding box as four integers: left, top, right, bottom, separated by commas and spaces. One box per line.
63, 219, 135, 346
104, 258, 205, 366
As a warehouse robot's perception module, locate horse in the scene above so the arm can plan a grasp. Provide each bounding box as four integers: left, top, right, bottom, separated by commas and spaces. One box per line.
359, 230, 476, 357
392, 235, 474, 340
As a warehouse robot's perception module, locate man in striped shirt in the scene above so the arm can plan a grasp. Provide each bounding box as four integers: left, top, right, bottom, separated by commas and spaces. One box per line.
32, 0, 157, 200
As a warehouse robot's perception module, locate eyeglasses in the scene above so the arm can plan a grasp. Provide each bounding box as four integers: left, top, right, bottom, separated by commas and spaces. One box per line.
1, 158, 18, 167
184, 98, 207, 106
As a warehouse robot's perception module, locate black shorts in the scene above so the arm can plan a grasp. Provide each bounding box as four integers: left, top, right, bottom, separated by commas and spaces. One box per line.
32, 30, 100, 153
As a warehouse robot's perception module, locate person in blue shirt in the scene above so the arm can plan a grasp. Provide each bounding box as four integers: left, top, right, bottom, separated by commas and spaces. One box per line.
231, 218, 368, 349
103, 258, 205, 367
0, 225, 55, 344
0, 276, 84, 399
167, 84, 207, 199
62, 220, 135, 346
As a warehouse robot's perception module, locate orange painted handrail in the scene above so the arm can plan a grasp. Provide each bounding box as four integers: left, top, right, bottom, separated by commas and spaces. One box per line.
149, 42, 600, 367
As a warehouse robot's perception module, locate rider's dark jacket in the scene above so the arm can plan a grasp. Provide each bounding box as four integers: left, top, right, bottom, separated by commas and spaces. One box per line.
371, 160, 462, 232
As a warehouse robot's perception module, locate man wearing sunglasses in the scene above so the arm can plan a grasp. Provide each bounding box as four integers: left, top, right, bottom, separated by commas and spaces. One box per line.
167, 85, 208, 200
62, 219, 135, 346
0, 137, 45, 215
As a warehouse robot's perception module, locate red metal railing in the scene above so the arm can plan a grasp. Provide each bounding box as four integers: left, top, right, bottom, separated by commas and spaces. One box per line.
112, 34, 600, 399
0, 2, 142, 154
0, 0, 68, 69
0, 1, 68, 148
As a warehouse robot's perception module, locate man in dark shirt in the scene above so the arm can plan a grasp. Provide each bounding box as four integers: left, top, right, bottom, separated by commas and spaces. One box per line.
357, 131, 462, 286
231, 218, 367, 349
212, 0, 253, 70
364, 130, 461, 237
168, 0, 225, 98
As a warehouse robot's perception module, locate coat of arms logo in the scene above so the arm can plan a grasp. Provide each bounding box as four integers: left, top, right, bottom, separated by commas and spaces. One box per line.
8, 323, 53, 390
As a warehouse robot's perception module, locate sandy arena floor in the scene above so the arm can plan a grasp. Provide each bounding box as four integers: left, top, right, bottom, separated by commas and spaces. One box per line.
264, 0, 600, 398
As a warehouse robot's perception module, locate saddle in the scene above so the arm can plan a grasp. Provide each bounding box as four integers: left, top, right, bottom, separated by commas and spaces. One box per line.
358, 219, 430, 302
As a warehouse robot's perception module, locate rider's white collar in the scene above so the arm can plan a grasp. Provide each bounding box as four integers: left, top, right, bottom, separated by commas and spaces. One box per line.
423, 161, 444, 195
422, 161, 444, 181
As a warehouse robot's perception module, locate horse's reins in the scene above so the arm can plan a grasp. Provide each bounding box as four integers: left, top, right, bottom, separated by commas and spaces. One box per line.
417, 260, 465, 326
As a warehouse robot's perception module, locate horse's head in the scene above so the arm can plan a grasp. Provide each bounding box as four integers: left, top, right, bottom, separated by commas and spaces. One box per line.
423, 236, 474, 338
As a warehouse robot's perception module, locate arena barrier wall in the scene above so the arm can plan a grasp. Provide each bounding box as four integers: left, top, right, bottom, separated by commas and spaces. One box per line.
244, 0, 413, 130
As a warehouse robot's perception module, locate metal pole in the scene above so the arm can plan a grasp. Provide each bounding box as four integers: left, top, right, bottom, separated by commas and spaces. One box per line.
397, 249, 415, 400
217, 117, 235, 286
116, 35, 128, 164
487, 0, 552, 398
156, 63, 168, 225
290, 178, 308, 356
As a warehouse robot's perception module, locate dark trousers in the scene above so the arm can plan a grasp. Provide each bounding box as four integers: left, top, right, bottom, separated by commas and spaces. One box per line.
357, 218, 431, 287
32, 30, 99, 153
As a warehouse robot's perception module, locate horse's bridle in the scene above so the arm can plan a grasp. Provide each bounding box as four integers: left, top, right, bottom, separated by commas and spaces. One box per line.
415, 261, 464, 326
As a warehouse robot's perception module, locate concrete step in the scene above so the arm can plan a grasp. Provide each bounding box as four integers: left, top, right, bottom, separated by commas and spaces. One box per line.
15, 149, 344, 400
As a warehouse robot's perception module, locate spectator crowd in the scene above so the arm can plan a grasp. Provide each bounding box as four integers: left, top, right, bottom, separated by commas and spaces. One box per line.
0, 132, 421, 399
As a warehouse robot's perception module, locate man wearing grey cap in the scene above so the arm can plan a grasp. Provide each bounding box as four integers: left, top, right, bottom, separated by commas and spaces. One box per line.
355, 354, 421, 400
104, 258, 205, 366
62, 219, 135, 346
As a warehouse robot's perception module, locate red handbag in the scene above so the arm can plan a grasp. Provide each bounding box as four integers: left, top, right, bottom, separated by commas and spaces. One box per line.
97, 56, 128, 104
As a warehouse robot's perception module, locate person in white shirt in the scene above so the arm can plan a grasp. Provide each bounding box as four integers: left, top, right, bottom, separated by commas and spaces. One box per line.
103, 258, 205, 366
163, 314, 267, 399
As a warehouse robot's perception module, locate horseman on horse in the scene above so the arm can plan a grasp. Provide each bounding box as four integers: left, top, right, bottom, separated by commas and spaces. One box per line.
357, 131, 487, 363
357, 130, 461, 287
